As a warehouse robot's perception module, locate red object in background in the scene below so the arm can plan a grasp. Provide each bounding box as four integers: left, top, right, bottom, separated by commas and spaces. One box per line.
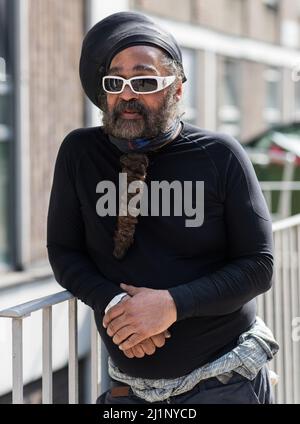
269, 144, 300, 166
269, 144, 285, 164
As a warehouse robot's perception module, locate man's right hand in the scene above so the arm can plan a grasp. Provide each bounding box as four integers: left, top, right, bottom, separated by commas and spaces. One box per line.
123, 331, 170, 358
118, 295, 171, 359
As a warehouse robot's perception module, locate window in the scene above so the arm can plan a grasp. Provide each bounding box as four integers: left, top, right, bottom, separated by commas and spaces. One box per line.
218, 57, 241, 138
263, 0, 279, 10
0, 0, 13, 269
263, 67, 282, 127
181, 47, 197, 124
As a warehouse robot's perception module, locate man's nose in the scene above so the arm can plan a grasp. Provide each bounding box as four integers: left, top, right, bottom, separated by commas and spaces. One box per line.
119, 83, 139, 101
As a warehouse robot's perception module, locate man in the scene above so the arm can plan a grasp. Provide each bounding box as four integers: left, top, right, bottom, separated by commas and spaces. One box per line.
46, 11, 279, 404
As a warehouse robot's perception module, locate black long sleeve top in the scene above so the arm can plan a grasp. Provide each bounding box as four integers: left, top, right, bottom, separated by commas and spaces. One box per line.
46, 121, 274, 379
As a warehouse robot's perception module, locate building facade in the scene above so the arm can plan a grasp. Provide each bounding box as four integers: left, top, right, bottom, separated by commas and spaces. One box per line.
133, 0, 300, 139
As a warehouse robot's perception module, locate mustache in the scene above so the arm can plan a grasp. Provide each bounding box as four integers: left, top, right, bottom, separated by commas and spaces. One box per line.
113, 100, 148, 118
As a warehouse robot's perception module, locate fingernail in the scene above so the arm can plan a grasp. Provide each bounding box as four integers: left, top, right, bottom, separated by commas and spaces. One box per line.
119, 345, 123, 350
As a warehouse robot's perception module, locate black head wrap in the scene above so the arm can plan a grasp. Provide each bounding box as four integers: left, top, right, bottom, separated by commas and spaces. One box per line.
79, 11, 187, 109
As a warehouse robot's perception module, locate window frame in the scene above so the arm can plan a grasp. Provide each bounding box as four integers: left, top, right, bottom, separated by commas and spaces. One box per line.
263, 66, 282, 127
218, 56, 241, 139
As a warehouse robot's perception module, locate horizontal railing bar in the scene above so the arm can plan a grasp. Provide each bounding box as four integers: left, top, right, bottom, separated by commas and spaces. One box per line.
0, 290, 73, 318
260, 181, 300, 190
272, 214, 300, 232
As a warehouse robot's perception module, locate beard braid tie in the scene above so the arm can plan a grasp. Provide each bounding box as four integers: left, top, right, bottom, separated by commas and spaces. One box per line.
113, 153, 149, 259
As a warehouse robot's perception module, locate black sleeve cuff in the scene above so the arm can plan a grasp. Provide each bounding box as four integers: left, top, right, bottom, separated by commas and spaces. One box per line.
168, 285, 196, 321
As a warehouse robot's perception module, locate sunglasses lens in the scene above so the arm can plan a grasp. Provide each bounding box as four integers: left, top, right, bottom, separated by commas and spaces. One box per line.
104, 78, 123, 92
131, 78, 158, 93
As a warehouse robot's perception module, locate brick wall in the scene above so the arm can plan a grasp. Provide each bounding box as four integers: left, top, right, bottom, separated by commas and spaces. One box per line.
28, 0, 85, 263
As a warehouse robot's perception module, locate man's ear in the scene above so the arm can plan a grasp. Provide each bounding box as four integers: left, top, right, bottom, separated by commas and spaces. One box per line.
175, 80, 183, 102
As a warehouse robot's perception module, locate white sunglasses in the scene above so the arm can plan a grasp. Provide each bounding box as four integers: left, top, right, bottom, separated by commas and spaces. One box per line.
102, 75, 176, 94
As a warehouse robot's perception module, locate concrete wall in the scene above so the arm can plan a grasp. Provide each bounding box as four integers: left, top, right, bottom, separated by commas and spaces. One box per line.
243, 0, 279, 43
193, 0, 245, 36
240, 61, 266, 141
133, 0, 285, 43
134, 0, 193, 22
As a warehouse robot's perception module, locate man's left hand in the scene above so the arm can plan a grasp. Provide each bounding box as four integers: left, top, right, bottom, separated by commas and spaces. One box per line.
102, 283, 177, 351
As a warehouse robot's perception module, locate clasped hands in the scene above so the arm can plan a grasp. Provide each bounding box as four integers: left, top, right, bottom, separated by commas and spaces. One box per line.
102, 283, 177, 359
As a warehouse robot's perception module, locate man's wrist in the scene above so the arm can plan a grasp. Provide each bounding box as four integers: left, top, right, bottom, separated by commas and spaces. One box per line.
104, 293, 128, 314
165, 290, 177, 322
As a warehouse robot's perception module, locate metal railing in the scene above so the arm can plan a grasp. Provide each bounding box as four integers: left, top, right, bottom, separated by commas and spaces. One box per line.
260, 181, 300, 220
0, 291, 107, 404
1, 213, 300, 403
257, 213, 300, 404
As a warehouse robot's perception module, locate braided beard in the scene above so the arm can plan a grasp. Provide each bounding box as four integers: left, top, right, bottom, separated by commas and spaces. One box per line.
113, 153, 149, 260
102, 87, 180, 259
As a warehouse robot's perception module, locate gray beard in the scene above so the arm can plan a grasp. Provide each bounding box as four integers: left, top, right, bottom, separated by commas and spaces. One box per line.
101, 88, 179, 140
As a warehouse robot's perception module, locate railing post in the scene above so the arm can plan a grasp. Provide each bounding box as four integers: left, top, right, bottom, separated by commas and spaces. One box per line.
278, 154, 296, 219
101, 340, 110, 395
12, 318, 23, 404
296, 226, 300, 404
290, 226, 299, 404
42, 306, 53, 404
68, 298, 78, 404
263, 189, 272, 215
274, 230, 285, 403
91, 311, 99, 404
282, 229, 293, 403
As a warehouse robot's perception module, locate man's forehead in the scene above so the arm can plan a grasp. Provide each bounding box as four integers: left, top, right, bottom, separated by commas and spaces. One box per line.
108, 64, 159, 76
108, 45, 166, 75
